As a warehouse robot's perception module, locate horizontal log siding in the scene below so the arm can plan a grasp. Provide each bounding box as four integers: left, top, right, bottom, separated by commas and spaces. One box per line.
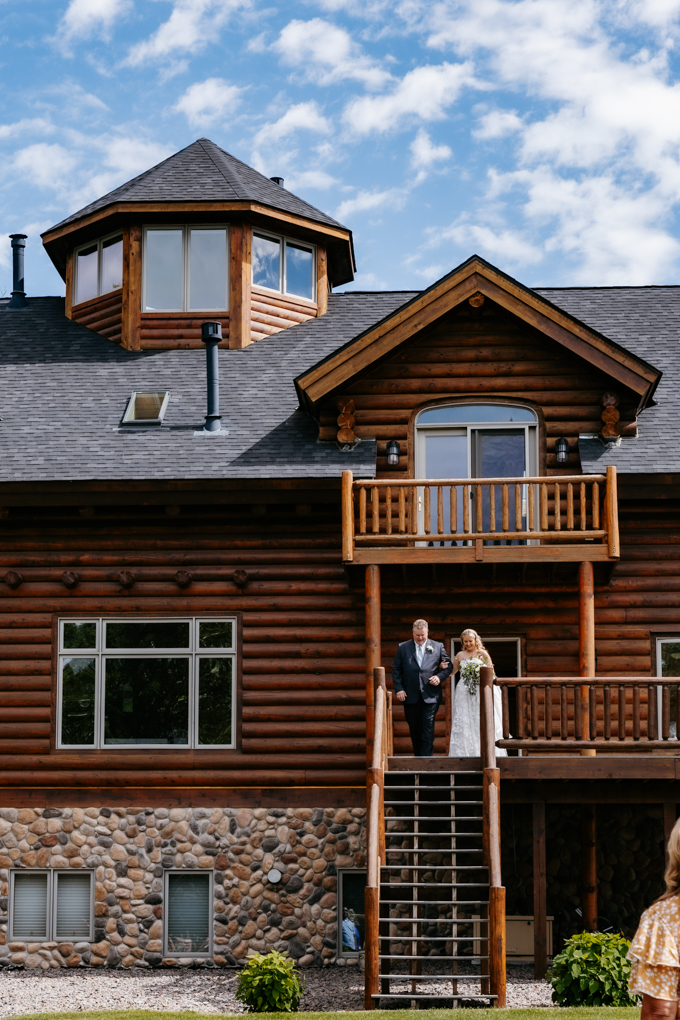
0, 503, 364, 789
139, 313, 230, 350
71, 291, 123, 345
319, 299, 638, 474
250, 286, 316, 341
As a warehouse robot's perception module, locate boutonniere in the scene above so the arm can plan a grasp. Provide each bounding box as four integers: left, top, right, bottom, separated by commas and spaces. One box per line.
426, 644, 433, 653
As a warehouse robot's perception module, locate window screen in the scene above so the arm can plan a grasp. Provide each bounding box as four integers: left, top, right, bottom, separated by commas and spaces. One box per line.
166, 873, 211, 955
55, 873, 92, 940
12, 873, 48, 939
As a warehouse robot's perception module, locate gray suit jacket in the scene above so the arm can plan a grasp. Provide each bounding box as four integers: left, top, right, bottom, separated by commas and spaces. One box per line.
392, 639, 452, 705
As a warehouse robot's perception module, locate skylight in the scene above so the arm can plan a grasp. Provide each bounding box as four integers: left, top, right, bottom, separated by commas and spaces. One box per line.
122, 391, 169, 426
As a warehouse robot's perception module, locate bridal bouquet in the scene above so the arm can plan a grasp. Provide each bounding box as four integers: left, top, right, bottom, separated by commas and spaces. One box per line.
459, 656, 485, 695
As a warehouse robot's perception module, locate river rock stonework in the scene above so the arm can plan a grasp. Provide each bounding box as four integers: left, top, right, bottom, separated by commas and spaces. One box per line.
0, 805, 366, 969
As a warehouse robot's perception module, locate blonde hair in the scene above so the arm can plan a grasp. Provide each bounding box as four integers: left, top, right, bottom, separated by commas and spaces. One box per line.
660, 818, 680, 900
413, 619, 428, 631
460, 628, 487, 656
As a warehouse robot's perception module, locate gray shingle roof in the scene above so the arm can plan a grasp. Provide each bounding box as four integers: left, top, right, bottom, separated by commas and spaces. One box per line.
0, 293, 413, 483
47, 138, 347, 234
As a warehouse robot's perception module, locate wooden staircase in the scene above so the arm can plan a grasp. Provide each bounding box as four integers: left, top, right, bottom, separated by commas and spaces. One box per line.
364, 667, 506, 1008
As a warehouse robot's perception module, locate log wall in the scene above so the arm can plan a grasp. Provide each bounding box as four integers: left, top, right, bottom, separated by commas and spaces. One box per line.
71, 291, 123, 345
319, 299, 639, 473
250, 286, 317, 341
139, 313, 230, 350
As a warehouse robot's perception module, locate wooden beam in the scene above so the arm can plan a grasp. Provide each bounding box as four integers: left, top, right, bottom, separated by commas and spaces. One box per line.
581, 805, 597, 931
229, 222, 252, 349
533, 801, 547, 978
579, 561, 596, 757
64, 252, 73, 319
317, 245, 328, 316
121, 225, 141, 351
365, 564, 381, 768
351, 545, 614, 565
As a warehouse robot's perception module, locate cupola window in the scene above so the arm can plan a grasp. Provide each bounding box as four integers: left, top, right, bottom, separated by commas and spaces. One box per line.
74, 234, 123, 305
143, 226, 229, 312
252, 230, 315, 301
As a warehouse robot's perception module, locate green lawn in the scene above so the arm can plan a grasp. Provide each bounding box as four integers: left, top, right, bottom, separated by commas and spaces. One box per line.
3, 1009, 641, 1020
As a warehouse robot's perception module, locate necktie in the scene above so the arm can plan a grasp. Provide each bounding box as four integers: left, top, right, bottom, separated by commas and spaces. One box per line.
416, 643, 424, 667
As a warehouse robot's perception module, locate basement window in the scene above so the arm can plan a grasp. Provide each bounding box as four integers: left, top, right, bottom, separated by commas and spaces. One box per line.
122, 391, 170, 426
165, 872, 212, 957
337, 870, 366, 956
74, 234, 123, 305
252, 231, 315, 301
10, 871, 94, 941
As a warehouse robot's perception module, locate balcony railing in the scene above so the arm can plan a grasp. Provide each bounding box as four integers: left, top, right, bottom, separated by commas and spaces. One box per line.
341, 467, 619, 564
496, 676, 679, 752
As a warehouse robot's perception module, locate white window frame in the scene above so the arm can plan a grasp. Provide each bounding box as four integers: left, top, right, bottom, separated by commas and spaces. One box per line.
337, 869, 367, 958
57, 617, 237, 750
9, 870, 94, 942
73, 231, 123, 306
252, 229, 316, 301
142, 225, 230, 313
164, 870, 213, 958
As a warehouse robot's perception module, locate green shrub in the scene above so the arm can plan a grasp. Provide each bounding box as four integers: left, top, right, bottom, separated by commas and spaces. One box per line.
236, 950, 304, 1013
550, 931, 639, 1006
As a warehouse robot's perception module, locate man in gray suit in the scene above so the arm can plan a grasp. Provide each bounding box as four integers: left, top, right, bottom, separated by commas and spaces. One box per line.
392, 619, 452, 756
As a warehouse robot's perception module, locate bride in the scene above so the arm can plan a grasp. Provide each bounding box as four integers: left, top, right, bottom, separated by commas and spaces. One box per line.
448, 628, 507, 758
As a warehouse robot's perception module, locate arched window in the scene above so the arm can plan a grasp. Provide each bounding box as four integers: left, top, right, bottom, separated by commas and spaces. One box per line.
414, 403, 539, 541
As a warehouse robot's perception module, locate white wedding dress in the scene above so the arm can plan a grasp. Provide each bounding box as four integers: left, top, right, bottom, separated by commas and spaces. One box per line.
448, 659, 507, 758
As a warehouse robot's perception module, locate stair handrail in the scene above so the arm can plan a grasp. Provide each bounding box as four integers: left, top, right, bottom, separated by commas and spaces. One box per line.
480, 665, 506, 1007
364, 666, 386, 1009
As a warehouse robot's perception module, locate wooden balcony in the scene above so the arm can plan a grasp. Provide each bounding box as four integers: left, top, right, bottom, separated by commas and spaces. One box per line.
341, 467, 619, 564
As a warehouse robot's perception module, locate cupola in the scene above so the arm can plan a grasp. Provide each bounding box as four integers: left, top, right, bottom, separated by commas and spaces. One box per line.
41, 138, 355, 351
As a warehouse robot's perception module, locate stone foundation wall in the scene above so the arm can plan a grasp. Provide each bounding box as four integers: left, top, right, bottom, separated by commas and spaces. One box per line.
0, 805, 366, 970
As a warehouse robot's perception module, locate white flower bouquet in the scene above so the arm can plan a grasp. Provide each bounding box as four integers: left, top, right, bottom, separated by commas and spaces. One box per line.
459, 656, 485, 694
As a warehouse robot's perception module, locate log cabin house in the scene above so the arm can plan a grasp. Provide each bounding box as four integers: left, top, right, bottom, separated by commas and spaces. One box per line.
0, 136, 678, 1002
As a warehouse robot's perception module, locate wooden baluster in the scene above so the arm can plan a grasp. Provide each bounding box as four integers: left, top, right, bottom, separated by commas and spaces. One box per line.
515, 484, 522, 532
604, 684, 611, 740
411, 485, 417, 534
589, 685, 597, 740
592, 482, 600, 530
574, 683, 583, 741
561, 684, 568, 739
476, 485, 483, 533
663, 684, 671, 740
540, 484, 548, 531
580, 482, 586, 531
554, 482, 561, 531
502, 485, 509, 532
398, 487, 406, 535
545, 685, 553, 740
489, 484, 496, 533
531, 685, 539, 740
359, 487, 367, 535
619, 685, 626, 740
502, 686, 510, 739
423, 486, 430, 535
463, 485, 470, 534
437, 486, 444, 535
633, 685, 641, 740
372, 486, 380, 534
567, 483, 574, 530
385, 487, 392, 536
450, 486, 457, 538
648, 684, 658, 740
528, 484, 535, 532
517, 686, 526, 739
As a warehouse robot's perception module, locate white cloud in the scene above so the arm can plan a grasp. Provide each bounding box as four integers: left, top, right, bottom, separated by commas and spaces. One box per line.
437, 221, 542, 265
473, 109, 523, 139
272, 18, 391, 88
55, 0, 132, 51
252, 102, 331, 149
125, 0, 249, 66
174, 78, 244, 128
410, 128, 452, 180
342, 61, 476, 135
0, 118, 54, 140
285, 169, 339, 190
336, 187, 405, 220
9, 144, 80, 193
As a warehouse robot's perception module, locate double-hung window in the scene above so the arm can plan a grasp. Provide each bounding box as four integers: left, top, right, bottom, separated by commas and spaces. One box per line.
57, 618, 236, 749
143, 226, 229, 312
74, 234, 123, 305
252, 231, 315, 301
10, 871, 93, 941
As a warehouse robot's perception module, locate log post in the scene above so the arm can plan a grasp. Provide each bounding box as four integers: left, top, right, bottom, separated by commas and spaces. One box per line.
533, 801, 547, 978
365, 672, 385, 1011
606, 466, 620, 559
485, 772, 506, 1007
366, 565, 381, 768
579, 561, 596, 757
489, 886, 507, 1007
342, 471, 354, 562
581, 805, 597, 931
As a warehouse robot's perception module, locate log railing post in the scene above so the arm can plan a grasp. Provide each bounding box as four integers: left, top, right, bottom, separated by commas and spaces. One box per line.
365, 565, 381, 768
485, 770, 506, 1006
365, 668, 386, 1010
533, 801, 547, 978
579, 561, 596, 756
606, 466, 620, 560
480, 666, 496, 770
581, 804, 597, 931
342, 471, 354, 562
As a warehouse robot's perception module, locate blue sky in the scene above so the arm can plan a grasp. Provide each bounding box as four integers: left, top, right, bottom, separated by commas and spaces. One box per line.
4, 0, 680, 298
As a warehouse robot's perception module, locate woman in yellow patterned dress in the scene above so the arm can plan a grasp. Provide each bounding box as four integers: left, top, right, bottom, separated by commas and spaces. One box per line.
629, 818, 680, 1019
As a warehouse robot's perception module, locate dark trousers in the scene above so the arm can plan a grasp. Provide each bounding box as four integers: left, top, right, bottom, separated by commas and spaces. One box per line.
403, 697, 440, 756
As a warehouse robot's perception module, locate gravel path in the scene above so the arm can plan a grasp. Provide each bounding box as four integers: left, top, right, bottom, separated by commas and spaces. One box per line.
0, 964, 554, 1015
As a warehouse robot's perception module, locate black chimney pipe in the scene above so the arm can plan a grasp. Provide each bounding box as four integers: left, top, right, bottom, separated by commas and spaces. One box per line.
270, 177, 284, 187
7, 234, 28, 309
201, 321, 222, 432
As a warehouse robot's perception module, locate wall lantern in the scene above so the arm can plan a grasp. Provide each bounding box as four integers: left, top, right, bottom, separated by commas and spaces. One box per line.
386, 440, 401, 467
555, 437, 569, 464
